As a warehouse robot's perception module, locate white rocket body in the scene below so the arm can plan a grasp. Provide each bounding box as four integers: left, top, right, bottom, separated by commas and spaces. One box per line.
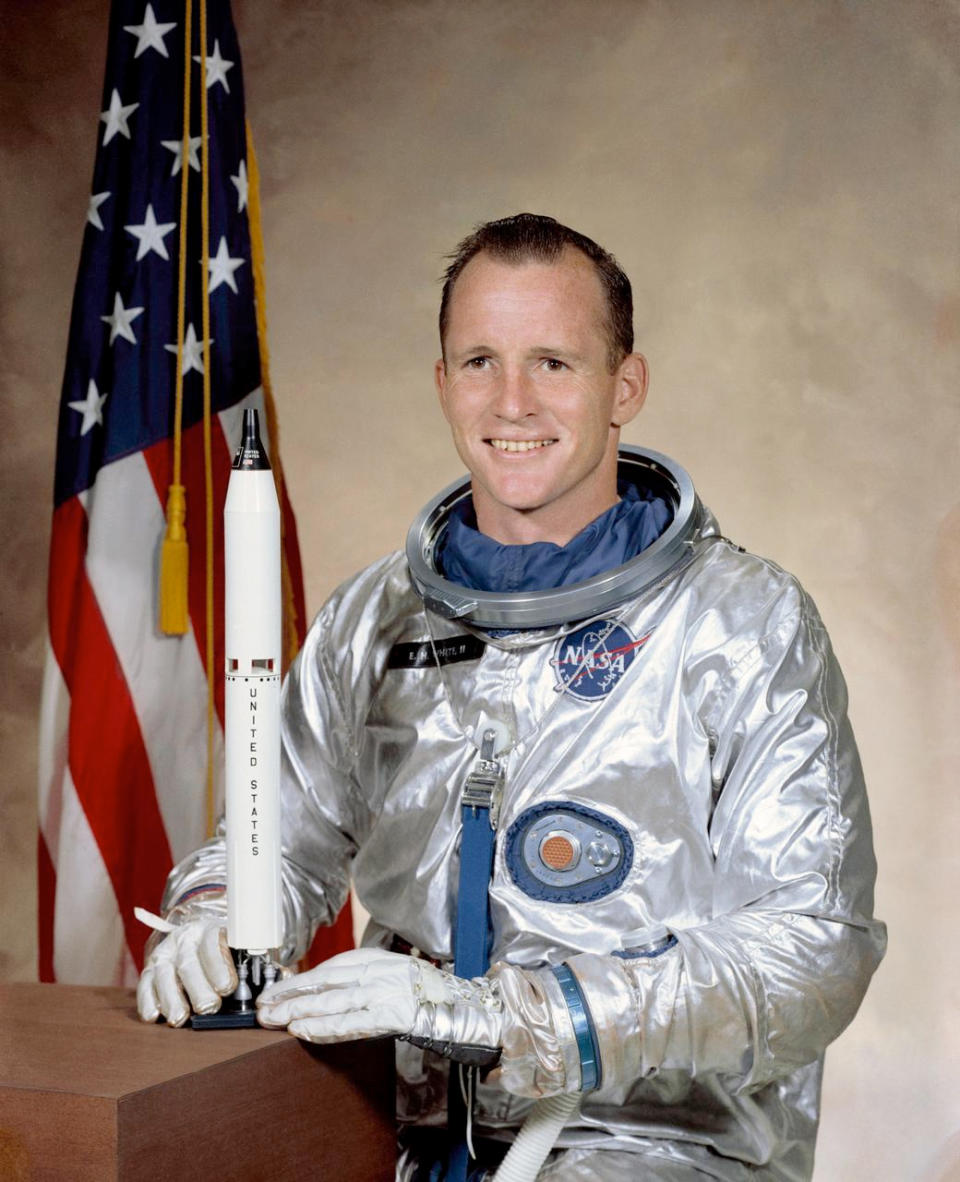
224, 409, 283, 955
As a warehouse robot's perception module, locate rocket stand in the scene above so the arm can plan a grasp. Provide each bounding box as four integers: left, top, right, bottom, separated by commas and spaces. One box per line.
191, 950, 279, 1030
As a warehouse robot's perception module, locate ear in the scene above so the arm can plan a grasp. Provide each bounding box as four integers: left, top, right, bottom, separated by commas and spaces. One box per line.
434, 358, 450, 421
611, 353, 649, 427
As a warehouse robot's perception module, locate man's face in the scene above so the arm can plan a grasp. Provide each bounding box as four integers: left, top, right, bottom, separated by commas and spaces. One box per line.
435, 248, 647, 545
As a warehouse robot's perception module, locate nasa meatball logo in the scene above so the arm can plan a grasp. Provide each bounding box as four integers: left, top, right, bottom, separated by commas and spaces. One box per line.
552, 620, 652, 701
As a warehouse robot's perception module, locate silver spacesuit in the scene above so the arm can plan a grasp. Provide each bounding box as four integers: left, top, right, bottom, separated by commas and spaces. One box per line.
166, 447, 885, 1180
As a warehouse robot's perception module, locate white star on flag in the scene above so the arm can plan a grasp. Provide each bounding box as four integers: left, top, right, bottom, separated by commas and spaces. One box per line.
68, 379, 108, 435
230, 160, 248, 212
101, 292, 145, 345
100, 89, 139, 146
165, 323, 214, 375
87, 191, 111, 231
124, 204, 177, 261
206, 236, 245, 294
161, 135, 202, 176
194, 39, 234, 92
123, 4, 176, 58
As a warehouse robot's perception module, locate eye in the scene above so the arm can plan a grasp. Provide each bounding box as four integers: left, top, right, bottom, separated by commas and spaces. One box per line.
542, 357, 567, 372
465, 355, 490, 370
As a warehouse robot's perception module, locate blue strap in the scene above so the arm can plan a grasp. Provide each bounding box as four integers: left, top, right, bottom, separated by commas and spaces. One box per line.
447, 741, 501, 1182
453, 803, 496, 978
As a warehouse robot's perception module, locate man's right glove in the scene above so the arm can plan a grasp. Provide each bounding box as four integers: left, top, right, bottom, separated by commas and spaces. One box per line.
256, 947, 598, 1099
136, 916, 237, 1027
257, 948, 503, 1064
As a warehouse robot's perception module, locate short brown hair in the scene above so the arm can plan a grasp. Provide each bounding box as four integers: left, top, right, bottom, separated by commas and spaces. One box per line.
439, 213, 633, 372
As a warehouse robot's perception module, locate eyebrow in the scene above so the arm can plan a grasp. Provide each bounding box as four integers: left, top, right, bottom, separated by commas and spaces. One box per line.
526, 346, 584, 362
452, 345, 586, 363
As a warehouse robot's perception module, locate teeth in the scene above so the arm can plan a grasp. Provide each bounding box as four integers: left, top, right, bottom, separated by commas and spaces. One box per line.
490, 439, 556, 452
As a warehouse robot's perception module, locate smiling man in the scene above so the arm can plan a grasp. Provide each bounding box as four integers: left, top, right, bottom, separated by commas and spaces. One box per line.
436, 241, 647, 545
138, 214, 885, 1182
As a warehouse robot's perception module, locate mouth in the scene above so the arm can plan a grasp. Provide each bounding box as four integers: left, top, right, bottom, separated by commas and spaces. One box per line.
487, 438, 558, 453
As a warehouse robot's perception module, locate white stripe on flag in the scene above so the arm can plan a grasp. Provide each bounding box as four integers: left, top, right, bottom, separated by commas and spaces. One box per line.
84, 451, 222, 861
37, 640, 69, 864
53, 768, 132, 986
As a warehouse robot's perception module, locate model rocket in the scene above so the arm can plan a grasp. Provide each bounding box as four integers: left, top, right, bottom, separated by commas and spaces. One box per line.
224, 407, 283, 958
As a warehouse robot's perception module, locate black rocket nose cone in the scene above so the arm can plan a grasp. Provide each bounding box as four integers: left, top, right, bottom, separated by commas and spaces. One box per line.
233, 407, 271, 471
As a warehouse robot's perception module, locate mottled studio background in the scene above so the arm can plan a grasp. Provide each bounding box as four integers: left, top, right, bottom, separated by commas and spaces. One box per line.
1, 1, 958, 1178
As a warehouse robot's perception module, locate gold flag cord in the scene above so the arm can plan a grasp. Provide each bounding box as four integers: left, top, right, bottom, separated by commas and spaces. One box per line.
158, 0, 195, 636
198, 0, 216, 839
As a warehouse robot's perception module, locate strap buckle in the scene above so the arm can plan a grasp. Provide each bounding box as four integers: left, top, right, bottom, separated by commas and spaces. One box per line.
461, 729, 505, 829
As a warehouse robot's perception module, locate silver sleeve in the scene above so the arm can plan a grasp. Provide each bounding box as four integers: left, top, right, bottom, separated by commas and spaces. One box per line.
567, 909, 883, 1099
492, 593, 885, 1099
486, 960, 582, 1098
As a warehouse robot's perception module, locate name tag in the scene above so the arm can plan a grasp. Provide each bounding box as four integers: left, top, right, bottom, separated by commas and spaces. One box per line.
387, 634, 486, 670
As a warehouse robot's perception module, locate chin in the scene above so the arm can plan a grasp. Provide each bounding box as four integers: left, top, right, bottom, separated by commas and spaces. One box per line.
481, 478, 556, 514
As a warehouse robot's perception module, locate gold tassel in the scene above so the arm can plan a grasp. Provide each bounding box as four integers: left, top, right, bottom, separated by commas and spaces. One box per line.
159, 483, 189, 635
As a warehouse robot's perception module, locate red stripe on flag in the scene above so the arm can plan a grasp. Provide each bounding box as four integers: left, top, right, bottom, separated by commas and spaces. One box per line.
37, 832, 56, 982
47, 498, 173, 970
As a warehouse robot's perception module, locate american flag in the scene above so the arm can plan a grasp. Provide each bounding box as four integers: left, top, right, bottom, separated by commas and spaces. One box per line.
39, 0, 351, 985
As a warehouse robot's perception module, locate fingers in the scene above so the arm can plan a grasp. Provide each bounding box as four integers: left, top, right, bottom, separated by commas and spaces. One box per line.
174, 926, 229, 1015
259, 963, 361, 1005
258, 948, 402, 1006
178, 949, 222, 1016
287, 1012, 393, 1044
259, 987, 366, 1027
197, 925, 238, 996
258, 975, 416, 1040
152, 958, 191, 1027
136, 920, 233, 1026
258, 967, 331, 1007
136, 967, 160, 1023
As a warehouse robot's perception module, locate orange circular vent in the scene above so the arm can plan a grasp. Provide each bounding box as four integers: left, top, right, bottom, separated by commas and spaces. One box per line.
540, 834, 577, 870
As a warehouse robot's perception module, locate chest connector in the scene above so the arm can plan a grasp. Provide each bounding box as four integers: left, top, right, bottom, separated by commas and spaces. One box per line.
461, 729, 505, 829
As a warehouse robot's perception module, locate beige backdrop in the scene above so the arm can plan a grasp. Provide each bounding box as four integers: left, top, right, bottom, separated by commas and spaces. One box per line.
2, 1, 958, 1178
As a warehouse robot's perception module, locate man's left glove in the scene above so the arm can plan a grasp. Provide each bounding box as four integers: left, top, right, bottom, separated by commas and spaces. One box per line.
257, 948, 503, 1066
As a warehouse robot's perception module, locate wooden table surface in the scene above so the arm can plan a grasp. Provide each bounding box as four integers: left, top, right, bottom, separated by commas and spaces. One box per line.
0, 983, 294, 1092
0, 982, 396, 1181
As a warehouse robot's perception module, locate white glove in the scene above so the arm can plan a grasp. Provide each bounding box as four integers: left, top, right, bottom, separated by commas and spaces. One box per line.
257, 948, 503, 1064
136, 917, 238, 1026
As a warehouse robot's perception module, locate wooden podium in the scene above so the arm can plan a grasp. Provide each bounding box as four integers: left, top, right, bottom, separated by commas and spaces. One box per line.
0, 984, 396, 1181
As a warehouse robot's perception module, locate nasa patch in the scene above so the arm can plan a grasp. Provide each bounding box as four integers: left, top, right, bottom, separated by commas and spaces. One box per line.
551, 620, 651, 701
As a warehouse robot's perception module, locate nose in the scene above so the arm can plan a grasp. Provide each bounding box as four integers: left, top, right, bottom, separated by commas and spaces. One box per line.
491, 366, 540, 422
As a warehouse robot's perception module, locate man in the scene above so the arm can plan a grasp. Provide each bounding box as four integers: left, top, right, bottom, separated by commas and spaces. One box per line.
138, 214, 885, 1180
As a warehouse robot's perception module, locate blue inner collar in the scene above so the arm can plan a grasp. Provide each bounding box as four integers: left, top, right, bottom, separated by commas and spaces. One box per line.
437, 480, 672, 594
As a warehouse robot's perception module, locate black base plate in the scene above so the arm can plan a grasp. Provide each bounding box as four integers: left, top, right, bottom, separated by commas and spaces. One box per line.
190, 1007, 259, 1030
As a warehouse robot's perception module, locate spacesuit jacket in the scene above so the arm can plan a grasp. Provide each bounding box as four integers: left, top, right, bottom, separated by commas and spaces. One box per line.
166, 504, 885, 1180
